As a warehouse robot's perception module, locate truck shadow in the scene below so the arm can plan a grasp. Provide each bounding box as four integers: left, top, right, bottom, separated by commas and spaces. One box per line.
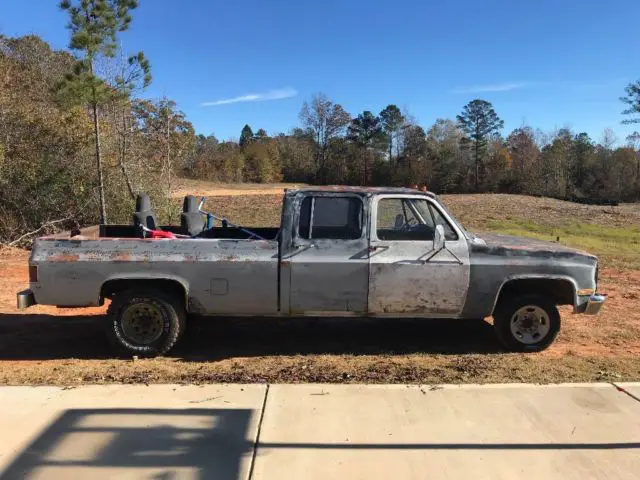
0, 313, 501, 360
178, 316, 501, 360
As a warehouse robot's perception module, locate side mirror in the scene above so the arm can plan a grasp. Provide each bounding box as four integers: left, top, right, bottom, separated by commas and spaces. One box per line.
433, 224, 445, 252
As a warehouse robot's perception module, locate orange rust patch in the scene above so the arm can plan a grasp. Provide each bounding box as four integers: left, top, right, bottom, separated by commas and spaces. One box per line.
47, 253, 80, 262
109, 252, 132, 262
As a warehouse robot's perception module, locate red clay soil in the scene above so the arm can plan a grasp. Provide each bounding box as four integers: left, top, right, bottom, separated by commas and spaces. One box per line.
1, 246, 639, 385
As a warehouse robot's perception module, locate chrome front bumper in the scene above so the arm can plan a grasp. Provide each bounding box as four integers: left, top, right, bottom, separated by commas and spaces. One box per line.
17, 289, 36, 310
584, 293, 606, 315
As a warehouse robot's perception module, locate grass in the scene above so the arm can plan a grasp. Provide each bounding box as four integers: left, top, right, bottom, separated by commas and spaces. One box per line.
2, 353, 640, 386
486, 218, 640, 269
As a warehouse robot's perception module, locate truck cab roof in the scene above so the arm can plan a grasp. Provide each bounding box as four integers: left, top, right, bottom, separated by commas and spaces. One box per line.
285, 185, 437, 198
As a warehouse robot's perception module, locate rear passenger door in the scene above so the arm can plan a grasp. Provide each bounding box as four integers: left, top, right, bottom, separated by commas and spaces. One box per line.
286, 193, 369, 314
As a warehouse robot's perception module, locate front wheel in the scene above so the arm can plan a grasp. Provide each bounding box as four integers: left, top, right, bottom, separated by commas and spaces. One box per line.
107, 288, 186, 357
493, 294, 560, 352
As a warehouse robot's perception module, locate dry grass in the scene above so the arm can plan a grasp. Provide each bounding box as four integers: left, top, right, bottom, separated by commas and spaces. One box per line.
1, 187, 639, 386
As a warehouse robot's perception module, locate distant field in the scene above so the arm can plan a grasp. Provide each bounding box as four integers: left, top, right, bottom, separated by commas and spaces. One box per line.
171, 178, 304, 198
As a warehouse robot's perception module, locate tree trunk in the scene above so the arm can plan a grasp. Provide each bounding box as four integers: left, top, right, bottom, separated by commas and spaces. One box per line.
92, 101, 107, 224
166, 112, 172, 194
315, 131, 322, 182
637, 154, 640, 198
119, 109, 136, 200
474, 140, 480, 193
88, 57, 106, 223
363, 147, 368, 186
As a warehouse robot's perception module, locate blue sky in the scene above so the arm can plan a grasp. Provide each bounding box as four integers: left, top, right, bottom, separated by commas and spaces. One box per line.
2, 0, 639, 143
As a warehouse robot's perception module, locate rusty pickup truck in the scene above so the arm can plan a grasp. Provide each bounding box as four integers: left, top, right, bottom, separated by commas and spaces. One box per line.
17, 187, 605, 356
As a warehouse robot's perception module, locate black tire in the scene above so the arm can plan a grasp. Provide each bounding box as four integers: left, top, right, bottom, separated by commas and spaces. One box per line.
106, 288, 186, 357
493, 294, 560, 352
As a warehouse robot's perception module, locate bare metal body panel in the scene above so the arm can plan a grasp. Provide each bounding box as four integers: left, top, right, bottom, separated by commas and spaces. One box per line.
31, 238, 279, 314
368, 194, 471, 316
25, 188, 602, 319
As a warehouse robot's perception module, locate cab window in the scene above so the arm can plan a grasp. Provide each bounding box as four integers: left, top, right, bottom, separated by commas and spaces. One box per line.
299, 196, 363, 240
376, 197, 457, 241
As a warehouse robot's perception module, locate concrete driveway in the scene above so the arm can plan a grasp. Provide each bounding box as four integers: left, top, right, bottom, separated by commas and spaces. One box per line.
0, 383, 638, 479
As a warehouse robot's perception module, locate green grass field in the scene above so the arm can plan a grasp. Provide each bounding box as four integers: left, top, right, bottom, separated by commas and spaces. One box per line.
486, 219, 640, 269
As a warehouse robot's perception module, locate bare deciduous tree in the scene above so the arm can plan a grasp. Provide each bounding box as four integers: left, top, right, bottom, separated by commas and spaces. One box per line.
299, 93, 351, 179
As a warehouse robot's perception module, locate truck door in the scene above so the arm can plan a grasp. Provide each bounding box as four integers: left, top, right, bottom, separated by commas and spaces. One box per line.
284, 193, 369, 314
367, 194, 470, 316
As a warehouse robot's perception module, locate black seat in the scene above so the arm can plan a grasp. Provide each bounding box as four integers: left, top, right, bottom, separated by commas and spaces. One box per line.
181, 195, 205, 236
133, 193, 158, 230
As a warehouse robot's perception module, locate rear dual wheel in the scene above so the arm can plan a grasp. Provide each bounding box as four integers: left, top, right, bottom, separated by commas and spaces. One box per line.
107, 289, 186, 357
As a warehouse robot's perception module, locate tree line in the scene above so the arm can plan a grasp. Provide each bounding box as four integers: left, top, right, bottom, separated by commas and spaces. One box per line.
188, 93, 640, 204
1, 0, 640, 245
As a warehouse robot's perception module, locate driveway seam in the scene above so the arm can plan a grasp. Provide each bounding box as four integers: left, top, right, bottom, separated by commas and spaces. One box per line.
248, 383, 270, 480
611, 382, 640, 403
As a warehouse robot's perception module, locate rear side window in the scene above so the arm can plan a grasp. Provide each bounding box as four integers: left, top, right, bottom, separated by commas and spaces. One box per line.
298, 196, 363, 240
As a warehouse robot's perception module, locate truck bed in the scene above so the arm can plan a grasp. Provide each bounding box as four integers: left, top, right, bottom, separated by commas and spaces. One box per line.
98, 224, 280, 240
30, 232, 281, 313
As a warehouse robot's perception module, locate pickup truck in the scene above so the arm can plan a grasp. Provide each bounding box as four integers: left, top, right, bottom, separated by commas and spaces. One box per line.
17, 187, 605, 357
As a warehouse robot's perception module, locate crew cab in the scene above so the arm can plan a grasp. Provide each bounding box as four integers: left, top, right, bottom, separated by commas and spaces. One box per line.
17, 187, 606, 356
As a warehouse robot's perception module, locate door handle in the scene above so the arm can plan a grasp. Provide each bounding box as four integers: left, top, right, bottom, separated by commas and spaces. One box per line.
368, 245, 389, 253
293, 242, 315, 249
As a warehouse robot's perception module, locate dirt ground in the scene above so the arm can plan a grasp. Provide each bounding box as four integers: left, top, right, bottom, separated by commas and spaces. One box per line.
1, 237, 640, 385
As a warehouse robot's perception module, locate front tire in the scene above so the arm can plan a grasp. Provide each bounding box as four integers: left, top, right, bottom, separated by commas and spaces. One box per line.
493, 294, 560, 352
107, 288, 186, 357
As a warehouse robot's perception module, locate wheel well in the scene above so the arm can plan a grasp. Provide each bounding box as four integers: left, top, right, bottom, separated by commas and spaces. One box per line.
101, 279, 187, 305
493, 278, 575, 313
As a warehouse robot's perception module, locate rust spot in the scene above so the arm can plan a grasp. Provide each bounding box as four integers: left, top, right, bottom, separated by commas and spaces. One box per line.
47, 253, 80, 262
109, 252, 132, 262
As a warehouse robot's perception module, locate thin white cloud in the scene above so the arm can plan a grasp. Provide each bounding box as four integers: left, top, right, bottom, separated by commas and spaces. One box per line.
450, 82, 534, 94
201, 87, 298, 106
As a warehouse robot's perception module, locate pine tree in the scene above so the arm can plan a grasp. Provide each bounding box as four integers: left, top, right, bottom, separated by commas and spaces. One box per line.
457, 99, 504, 192
621, 80, 640, 124
239, 124, 254, 147
57, 0, 144, 223
379, 104, 404, 161
347, 111, 387, 185
255, 128, 268, 141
